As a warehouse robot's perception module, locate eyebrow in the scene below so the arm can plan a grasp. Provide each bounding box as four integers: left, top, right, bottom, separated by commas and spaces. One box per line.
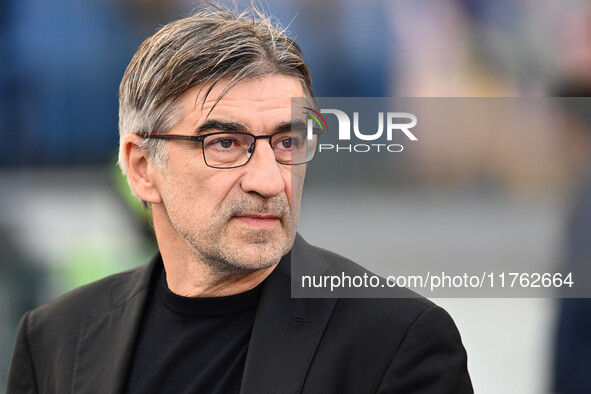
195, 120, 245, 134
276, 120, 307, 131
194, 119, 309, 135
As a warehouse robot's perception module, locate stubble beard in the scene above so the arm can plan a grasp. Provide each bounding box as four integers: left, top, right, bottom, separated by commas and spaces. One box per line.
163, 191, 298, 277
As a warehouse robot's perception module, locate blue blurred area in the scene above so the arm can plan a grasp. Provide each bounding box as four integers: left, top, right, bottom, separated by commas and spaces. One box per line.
0, 0, 395, 167
276, 0, 392, 97
0, 0, 195, 166
2, 0, 129, 165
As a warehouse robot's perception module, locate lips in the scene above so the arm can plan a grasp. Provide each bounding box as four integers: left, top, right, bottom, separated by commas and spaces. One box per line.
232, 213, 281, 228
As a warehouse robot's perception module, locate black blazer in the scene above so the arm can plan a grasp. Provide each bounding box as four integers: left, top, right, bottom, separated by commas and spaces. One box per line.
7, 235, 473, 393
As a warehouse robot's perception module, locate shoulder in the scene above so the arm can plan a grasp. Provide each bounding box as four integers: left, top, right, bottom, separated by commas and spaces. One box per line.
289, 234, 458, 342
25, 259, 156, 334
290, 234, 432, 302
289, 237, 472, 392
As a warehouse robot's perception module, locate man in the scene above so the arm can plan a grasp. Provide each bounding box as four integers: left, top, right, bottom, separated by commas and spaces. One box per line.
7, 3, 472, 393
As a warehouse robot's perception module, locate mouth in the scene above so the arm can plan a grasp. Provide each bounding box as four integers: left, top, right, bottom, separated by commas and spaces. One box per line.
232, 213, 282, 229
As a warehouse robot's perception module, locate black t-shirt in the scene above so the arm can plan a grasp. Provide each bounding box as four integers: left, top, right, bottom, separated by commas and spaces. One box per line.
124, 268, 262, 394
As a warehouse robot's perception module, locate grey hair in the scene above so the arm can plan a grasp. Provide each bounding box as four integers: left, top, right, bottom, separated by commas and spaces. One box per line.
117, 2, 314, 187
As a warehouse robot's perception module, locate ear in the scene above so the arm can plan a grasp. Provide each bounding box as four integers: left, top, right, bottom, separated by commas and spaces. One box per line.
122, 134, 163, 204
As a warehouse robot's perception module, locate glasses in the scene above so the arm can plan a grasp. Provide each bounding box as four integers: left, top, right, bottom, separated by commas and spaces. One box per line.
141, 127, 321, 169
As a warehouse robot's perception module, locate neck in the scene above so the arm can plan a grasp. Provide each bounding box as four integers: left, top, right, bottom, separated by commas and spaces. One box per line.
164, 259, 276, 298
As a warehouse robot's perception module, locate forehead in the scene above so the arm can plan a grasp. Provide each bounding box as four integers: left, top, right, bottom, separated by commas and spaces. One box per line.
176, 75, 306, 132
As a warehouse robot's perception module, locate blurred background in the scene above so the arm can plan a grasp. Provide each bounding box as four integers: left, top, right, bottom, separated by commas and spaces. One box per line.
2, 0, 591, 392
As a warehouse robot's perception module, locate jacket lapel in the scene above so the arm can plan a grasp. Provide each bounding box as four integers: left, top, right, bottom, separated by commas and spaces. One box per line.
240, 238, 338, 394
71, 256, 160, 394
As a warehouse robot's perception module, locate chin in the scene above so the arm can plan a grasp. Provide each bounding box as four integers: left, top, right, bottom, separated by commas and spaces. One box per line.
237, 246, 285, 269
197, 229, 292, 274
219, 241, 288, 272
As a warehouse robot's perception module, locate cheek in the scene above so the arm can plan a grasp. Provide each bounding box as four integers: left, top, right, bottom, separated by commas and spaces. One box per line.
160, 167, 213, 214
168, 154, 236, 206
206, 173, 245, 208
286, 166, 306, 204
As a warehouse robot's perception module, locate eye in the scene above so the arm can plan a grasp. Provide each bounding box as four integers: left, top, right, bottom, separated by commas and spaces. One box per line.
279, 138, 293, 149
274, 130, 306, 151
217, 138, 235, 149
274, 135, 297, 151
205, 134, 244, 151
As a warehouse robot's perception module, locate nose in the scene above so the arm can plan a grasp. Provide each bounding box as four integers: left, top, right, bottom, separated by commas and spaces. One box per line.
239, 140, 286, 198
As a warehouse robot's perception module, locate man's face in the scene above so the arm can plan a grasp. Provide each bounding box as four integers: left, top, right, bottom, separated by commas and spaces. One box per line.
152, 75, 307, 273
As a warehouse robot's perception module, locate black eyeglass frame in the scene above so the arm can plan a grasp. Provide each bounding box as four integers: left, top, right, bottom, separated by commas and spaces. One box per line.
140, 128, 321, 169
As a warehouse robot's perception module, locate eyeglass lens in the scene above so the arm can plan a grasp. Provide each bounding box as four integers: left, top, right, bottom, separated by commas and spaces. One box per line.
202, 129, 318, 168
